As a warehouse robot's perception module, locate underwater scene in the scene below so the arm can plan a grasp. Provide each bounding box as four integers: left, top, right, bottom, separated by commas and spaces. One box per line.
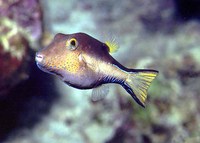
1, 0, 200, 143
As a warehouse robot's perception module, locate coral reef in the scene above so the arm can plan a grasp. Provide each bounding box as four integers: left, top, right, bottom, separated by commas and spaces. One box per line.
0, 18, 29, 95
0, 0, 42, 95
0, 0, 42, 45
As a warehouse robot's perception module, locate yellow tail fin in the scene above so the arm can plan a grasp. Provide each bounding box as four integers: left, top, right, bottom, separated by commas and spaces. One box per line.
124, 70, 158, 107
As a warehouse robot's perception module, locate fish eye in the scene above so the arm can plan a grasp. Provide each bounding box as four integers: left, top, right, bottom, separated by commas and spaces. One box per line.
66, 38, 78, 50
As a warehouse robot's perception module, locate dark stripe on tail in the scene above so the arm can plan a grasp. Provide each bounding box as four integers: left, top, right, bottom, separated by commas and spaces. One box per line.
122, 82, 145, 107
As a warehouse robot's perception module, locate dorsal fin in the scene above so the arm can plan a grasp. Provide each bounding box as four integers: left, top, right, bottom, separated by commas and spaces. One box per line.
105, 40, 119, 53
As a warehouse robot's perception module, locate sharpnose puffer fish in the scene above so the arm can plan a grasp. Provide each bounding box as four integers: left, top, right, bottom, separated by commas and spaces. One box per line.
35, 33, 158, 107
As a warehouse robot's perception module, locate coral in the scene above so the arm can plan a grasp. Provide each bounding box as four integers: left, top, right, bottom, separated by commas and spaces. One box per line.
0, 0, 42, 48
0, 0, 42, 94
0, 18, 29, 95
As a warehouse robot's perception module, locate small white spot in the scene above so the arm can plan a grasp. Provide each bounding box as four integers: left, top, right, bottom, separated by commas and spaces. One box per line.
35, 54, 43, 63
78, 54, 83, 61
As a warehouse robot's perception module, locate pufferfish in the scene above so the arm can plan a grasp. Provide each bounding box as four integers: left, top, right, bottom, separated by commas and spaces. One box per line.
35, 33, 158, 107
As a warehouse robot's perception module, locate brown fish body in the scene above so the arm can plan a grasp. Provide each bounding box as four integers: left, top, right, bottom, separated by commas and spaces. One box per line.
36, 33, 126, 88
35, 32, 158, 107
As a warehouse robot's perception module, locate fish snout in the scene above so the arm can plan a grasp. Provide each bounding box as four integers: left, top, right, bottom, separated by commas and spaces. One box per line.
35, 52, 44, 63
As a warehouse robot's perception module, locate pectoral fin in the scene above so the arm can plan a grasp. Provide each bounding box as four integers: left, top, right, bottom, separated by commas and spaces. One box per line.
91, 84, 109, 101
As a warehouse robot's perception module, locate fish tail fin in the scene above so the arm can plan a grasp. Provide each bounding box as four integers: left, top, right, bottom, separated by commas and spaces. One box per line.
123, 69, 158, 107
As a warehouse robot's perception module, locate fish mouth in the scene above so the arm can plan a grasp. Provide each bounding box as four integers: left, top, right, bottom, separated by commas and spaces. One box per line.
35, 58, 61, 77
35, 52, 44, 63
35, 52, 64, 78
35, 52, 51, 74
35, 52, 45, 70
